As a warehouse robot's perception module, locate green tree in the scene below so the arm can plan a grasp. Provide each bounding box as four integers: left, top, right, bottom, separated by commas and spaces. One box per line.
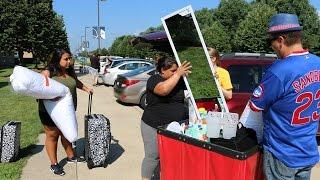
109, 35, 140, 58
109, 35, 167, 59
0, 0, 30, 59
109, 0, 319, 55
51, 14, 70, 52
234, 3, 276, 52
257, 0, 320, 54
27, 2, 51, 65
99, 48, 110, 56
213, 0, 250, 49
165, 14, 201, 47
27, 2, 69, 66
91, 48, 109, 56
202, 21, 232, 52
0, 0, 69, 66
78, 50, 89, 57
195, 8, 215, 30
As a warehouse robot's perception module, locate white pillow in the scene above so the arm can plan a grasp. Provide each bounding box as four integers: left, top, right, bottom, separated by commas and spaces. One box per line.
43, 91, 78, 143
10, 66, 69, 99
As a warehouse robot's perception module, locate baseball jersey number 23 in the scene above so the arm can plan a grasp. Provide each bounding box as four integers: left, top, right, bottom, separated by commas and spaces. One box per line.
291, 89, 320, 125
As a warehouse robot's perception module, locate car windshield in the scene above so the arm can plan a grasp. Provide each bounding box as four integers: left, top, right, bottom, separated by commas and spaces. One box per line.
111, 60, 125, 68
122, 66, 155, 77
228, 64, 271, 93
110, 59, 147, 68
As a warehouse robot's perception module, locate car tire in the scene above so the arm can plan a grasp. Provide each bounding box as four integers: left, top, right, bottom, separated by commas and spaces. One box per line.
140, 93, 147, 109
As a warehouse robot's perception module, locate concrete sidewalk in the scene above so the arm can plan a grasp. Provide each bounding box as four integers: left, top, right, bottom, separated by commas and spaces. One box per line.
21, 74, 144, 180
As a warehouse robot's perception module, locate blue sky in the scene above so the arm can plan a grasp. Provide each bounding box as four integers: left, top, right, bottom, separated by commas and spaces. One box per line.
53, 0, 320, 53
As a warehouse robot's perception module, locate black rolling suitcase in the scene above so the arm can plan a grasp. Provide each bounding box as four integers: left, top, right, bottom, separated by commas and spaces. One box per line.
0, 121, 21, 163
84, 94, 111, 169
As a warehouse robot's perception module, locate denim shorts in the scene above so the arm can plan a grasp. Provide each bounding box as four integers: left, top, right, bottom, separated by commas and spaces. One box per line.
263, 149, 313, 180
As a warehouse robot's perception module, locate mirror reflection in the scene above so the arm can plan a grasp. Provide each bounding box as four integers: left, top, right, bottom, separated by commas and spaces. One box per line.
164, 13, 219, 100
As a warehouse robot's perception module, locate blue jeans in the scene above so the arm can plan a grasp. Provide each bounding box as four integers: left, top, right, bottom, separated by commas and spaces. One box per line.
263, 150, 313, 180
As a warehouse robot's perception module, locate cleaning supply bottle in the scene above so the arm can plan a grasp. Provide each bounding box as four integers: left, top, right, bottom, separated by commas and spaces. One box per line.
198, 108, 207, 119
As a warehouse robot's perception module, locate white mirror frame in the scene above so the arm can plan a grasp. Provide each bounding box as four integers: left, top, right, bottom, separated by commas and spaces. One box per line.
161, 5, 229, 120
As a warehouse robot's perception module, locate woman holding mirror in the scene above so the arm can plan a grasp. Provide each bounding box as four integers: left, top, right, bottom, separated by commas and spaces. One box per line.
208, 47, 233, 100
140, 57, 191, 180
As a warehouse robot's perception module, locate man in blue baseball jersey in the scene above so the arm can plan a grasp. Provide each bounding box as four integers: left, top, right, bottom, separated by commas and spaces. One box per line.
250, 13, 320, 179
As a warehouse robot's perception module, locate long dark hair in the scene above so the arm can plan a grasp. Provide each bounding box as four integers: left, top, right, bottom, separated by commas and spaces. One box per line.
156, 57, 177, 73
46, 49, 76, 79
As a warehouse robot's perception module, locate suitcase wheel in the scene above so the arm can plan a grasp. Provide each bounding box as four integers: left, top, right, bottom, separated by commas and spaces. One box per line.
87, 161, 94, 169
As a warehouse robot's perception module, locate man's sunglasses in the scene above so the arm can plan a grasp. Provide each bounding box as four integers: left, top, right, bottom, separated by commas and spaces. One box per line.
267, 36, 279, 44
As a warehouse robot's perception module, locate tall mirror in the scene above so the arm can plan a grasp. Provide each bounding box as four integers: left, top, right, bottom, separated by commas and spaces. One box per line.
161, 6, 229, 119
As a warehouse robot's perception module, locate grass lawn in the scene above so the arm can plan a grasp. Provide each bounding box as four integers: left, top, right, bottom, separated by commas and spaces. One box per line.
0, 67, 43, 179
177, 47, 219, 99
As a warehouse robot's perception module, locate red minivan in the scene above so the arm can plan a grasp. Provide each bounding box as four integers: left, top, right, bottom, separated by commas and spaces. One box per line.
219, 53, 276, 115
195, 53, 276, 116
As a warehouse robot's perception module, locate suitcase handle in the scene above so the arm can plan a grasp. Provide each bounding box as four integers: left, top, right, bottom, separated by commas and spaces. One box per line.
88, 94, 92, 115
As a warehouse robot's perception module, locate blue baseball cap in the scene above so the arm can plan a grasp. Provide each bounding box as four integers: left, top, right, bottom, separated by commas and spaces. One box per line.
268, 13, 302, 34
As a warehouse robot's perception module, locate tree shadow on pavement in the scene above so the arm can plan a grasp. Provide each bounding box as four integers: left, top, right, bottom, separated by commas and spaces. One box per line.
0, 82, 8, 89
19, 144, 44, 160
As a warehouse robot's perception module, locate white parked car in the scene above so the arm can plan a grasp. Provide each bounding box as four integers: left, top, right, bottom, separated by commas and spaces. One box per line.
99, 58, 145, 74
99, 57, 121, 73
102, 61, 153, 86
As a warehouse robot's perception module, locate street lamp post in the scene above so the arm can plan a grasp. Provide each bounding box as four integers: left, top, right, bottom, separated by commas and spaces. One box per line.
85, 27, 91, 51
97, 0, 107, 50
97, 0, 100, 50
81, 36, 85, 50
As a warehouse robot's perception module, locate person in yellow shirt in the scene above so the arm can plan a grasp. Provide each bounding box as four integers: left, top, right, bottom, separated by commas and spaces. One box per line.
208, 47, 233, 100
